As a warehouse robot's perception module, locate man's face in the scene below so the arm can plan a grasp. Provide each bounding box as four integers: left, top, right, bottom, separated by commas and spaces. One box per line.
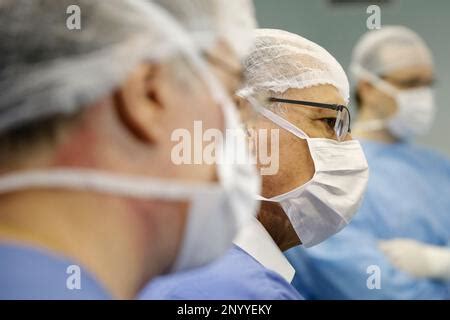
254, 84, 350, 198
362, 65, 434, 119
237, 84, 350, 250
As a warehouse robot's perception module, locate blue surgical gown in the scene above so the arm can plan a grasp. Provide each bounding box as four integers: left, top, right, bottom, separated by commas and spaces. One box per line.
0, 242, 111, 299
285, 140, 450, 299
139, 245, 303, 300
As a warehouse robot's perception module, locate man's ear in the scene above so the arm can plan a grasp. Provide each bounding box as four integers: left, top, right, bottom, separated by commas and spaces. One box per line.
358, 80, 371, 97
357, 80, 376, 105
114, 63, 165, 144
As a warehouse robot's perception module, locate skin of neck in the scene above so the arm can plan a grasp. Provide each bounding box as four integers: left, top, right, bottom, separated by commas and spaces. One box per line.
257, 202, 301, 252
0, 186, 178, 299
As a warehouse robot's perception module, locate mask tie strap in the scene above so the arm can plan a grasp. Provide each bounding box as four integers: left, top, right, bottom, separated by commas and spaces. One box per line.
247, 96, 309, 140
0, 169, 222, 200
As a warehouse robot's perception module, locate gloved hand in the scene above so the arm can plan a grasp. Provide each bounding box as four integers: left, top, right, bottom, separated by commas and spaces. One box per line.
379, 238, 450, 280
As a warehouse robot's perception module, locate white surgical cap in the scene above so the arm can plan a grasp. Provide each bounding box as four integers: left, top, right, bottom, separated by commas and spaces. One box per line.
239, 29, 350, 103
152, 0, 257, 59
350, 25, 434, 81
0, 0, 196, 134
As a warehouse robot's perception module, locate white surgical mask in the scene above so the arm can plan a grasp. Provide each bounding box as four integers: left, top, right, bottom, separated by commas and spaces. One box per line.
249, 98, 369, 247
386, 85, 435, 140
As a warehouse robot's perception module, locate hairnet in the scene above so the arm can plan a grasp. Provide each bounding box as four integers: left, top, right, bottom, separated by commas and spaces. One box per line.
151, 0, 257, 59
350, 25, 434, 81
239, 29, 350, 103
0, 0, 197, 134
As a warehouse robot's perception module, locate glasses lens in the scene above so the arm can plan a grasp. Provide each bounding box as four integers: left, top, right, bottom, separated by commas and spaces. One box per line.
335, 107, 350, 141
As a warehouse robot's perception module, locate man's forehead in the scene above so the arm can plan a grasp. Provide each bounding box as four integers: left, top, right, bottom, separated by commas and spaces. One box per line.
384, 65, 434, 83
284, 85, 346, 105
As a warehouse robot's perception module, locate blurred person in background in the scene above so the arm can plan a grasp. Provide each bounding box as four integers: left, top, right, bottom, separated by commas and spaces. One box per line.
286, 25, 450, 299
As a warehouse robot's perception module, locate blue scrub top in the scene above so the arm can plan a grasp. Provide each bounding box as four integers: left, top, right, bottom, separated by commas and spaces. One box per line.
285, 141, 450, 299
0, 242, 111, 299
139, 245, 303, 300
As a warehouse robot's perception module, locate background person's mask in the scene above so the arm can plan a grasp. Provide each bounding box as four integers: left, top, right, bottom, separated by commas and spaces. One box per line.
384, 84, 435, 140
249, 97, 369, 247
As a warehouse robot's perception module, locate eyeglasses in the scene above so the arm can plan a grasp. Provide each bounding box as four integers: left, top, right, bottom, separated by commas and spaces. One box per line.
268, 97, 351, 141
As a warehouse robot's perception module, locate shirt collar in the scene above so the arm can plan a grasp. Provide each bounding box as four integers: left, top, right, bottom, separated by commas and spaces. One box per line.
233, 218, 295, 283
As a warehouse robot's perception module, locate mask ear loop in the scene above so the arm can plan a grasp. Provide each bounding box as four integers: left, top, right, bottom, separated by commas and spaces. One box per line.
351, 64, 401, 129
246, 96, 310, 140
351, 64, 398, 96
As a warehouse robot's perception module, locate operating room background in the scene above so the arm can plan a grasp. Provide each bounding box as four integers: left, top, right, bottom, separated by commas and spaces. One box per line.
254, 0, 450, 156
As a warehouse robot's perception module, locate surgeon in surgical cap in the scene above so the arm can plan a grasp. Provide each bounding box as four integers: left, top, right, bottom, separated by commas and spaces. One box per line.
286, 26, 450, 299
140, 28, 369, 300
0, 0, 259, 299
